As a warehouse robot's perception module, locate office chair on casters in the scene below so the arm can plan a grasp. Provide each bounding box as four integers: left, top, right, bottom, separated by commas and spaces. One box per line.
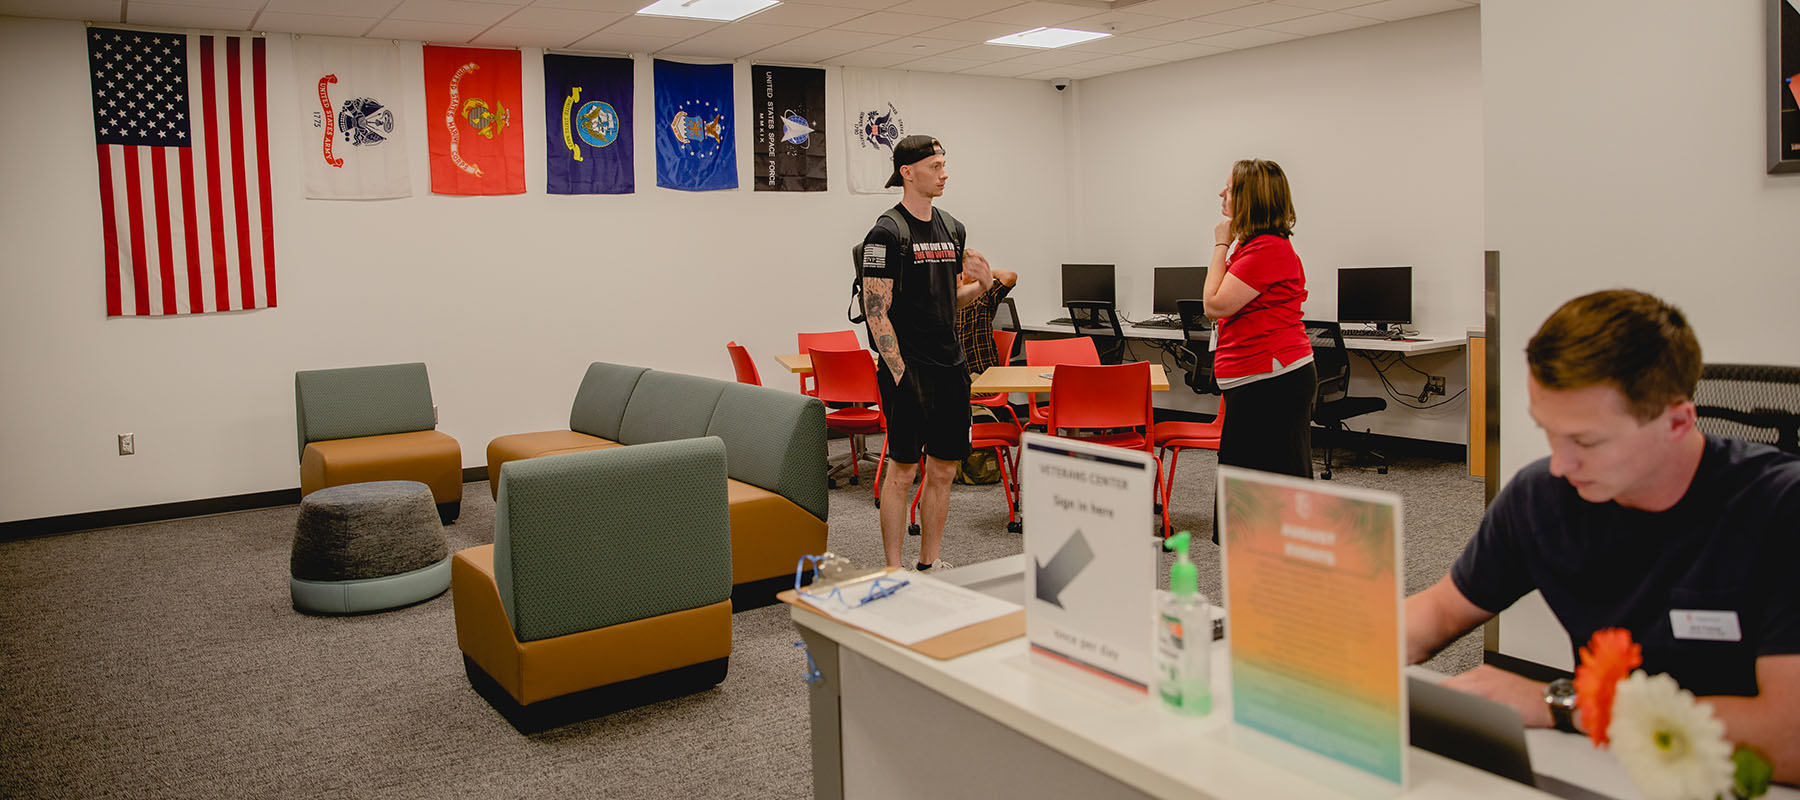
797, 330, 860, 397
1172, 299, 1218, 395
809, 348, 887, 496
1693, 363, 1800, 454
1303, 320, 1388, 480
1066, 300, 1128, 364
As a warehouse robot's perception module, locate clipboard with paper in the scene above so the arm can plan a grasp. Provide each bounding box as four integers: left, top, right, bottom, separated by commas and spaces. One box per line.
778, 554, 1023, 659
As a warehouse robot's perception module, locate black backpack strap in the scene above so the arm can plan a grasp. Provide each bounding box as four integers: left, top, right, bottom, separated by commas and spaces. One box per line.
849, 211, 912, 324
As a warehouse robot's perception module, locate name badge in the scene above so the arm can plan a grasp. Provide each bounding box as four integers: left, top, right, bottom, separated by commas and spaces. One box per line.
1669, 609, 1742, 642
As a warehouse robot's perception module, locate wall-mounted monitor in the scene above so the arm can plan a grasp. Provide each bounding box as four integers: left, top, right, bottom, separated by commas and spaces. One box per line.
1061, 264, 1116, 306
1152, 266, 1207, 315
1337, 266, 1413, 332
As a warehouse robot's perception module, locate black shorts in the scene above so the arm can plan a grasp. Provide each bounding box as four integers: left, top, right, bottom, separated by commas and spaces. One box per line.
877, 362, 972, 464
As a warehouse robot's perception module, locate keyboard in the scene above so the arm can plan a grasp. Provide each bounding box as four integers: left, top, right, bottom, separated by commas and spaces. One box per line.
1340, 329, 1400, 339
1131, 318, 1183, 329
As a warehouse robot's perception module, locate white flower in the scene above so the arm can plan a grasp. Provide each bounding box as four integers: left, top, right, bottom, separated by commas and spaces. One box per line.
1607, 670, 1736, 800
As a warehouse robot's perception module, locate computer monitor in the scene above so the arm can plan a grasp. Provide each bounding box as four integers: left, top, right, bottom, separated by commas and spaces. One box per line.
1152, 267, 1207, 315
1060, 264, 1116, 306
1337, 266, 1413, 333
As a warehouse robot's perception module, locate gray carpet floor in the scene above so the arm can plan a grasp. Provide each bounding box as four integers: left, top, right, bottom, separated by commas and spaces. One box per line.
0, 440, 1484, 799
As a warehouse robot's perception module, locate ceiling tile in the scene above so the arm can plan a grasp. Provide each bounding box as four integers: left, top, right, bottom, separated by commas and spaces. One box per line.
137, 0, 267, 8
366, 18, 488, 41
388, 0, 518, 25
528, 0, 653, 11
1195, 26, 1301, 48
126, 3, 256, 29
956, 60, 1041, 78
799, 0, 908, 9
1198, 2, 1318, 26
916, 19, 1029, 43
259, 13, 381, 36
1110, 0, 1255, 20
750, 41, 853, 63
1059, 34, 1166, 56
832, 11, 954, 36
974, 2, 1099, 27
740, 2, 871, 27
598, 13, 721, 36
264, 0, 401, 14
1058, 10, 1176, 36
996, 47, 1103, 69
565, 29, 683, 51
1071, 53, 1161, 74
823, 50, 914, 67
1021, 63, 1109, 80
1262, 9, 1381, 35
865, 35, 966, 56
1133, 18, 1240, 41
500, 5, 625, 27
894, 54, 988, 73
1269, 0, 1380, 9
1339, 0, 1470, 21
0, 0, 122, 22
661, 21, 811, 57
936, 42, 1032, 64
781, 27, 894, 51
882, 0, 1017, 18
1130, 40, 1227, 61
472, 25, 588, 47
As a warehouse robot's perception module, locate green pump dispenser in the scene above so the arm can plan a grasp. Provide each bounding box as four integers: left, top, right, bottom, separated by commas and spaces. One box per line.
1155, 530, 1211, 715
1164, 530, 1197, 597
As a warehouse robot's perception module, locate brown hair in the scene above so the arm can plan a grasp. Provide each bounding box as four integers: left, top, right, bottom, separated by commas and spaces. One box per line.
1227, 159, 1297, 243
1526, 289, 1702, 421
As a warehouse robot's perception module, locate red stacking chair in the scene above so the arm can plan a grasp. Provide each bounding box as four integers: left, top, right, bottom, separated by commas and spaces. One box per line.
726, 341, 762, 386
1023, 336, 1100, 429
809, 347, 887, 495
1151, 397, 1225, 537
1047, 361, 1162, 525
904, 421, 1024, 535
797, 330, 860, 397
971, 329, 1023, 429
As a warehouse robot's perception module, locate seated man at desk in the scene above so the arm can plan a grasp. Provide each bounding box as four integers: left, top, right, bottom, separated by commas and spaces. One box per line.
1405, 289, 1800, 784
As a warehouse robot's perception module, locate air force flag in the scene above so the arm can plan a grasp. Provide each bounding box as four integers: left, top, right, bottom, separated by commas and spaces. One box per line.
544, 54, 633, 194
655, 59, 736, 191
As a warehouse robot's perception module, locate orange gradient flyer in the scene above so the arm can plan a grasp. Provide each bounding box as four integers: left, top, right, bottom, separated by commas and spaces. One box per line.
1218, 466, 1407, 787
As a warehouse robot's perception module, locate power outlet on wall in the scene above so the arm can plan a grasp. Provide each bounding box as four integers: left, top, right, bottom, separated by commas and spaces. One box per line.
118, 433, 135, 456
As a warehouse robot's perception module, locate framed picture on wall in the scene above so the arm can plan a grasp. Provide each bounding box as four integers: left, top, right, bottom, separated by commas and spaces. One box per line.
1771, 0, 1800, 173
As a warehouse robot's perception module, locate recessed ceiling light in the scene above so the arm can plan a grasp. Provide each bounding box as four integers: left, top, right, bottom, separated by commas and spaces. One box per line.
986, 27, 1110, 49
636, 0, 779, 23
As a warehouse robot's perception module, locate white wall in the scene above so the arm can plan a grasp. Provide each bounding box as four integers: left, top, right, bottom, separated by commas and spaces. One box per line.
1486, 0, 1800, 668
0, 16, 1072, 523
1058, 9, 1485, 441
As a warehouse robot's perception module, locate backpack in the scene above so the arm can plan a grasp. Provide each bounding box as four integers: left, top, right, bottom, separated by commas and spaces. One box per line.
849, 207, 966, 324
954, 405, 1004, 485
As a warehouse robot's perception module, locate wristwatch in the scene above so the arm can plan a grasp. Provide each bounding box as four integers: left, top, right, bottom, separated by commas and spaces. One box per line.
1545, 678, 1578, 733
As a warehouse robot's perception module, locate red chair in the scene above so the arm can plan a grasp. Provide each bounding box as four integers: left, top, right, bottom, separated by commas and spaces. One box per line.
797, 330, 860, 397
726, 341, 762, 386
971, 329, 1023, 429
904, 422, 1023, 535
1024, 336, 1100, 429
1151, 397, 1225, 537
809, 347, 887, 496
1047, 362, 1162, 526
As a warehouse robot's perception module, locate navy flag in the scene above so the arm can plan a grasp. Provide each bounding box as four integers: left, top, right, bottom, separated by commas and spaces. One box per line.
544, 54, 633, 195
654, 59, 736, 191
752, 65, 826, 192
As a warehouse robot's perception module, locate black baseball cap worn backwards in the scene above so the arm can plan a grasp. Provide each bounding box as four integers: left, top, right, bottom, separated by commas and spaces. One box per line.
885, 135, 946, 188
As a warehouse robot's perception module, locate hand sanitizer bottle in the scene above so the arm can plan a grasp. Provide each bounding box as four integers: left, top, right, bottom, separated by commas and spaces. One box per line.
1155, 531, 1212, 715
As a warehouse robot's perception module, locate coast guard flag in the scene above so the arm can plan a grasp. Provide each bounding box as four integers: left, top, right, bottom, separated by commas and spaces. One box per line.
752, 65, 826, 192
292, 36, 409, 200
87, 27, 275, 317
423, 45, 525, 195
544, 54, 634, 195
842, 68, 913, 194
655, 59, 736, 191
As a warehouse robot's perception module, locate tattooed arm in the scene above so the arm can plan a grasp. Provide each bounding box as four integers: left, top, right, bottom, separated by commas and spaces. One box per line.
863, 276, 905, 382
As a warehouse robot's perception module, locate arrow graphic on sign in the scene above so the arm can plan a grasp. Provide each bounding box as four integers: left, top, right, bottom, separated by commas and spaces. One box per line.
1034, 530, 1095, 608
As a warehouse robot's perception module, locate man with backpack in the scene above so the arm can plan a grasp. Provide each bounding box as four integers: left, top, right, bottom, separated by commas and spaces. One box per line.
856, 135, 992, 571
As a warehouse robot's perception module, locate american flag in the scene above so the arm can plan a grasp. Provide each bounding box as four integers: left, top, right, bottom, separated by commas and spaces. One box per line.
88, 27, 275, 317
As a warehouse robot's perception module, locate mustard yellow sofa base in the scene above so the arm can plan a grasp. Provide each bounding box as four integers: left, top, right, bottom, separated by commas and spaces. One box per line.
300, 430, 462, 505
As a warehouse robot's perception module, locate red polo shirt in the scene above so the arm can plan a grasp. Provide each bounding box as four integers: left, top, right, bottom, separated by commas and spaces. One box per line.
1214, 234, 1311, 380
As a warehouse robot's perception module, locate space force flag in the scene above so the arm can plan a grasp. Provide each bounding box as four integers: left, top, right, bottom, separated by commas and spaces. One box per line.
293, 36, 409, 200
752, 65, 826, 192
423, 45, 524, 195
654, 59, 736, 192
87, 27, 275, 317
842, 68, 913, 194
544, 54, 634, 195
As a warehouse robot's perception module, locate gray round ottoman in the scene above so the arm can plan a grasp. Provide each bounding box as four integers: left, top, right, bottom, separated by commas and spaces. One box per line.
290, 480, 451, 614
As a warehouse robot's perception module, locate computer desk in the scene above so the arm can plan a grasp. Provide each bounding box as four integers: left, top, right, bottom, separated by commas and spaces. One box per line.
1023, 321, 1468, 357
792, 556, 1800, 800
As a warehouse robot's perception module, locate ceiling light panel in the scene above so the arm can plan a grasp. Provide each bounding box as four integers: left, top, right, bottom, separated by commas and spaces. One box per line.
986, 26, 1111, 49
636, 0, 780, 23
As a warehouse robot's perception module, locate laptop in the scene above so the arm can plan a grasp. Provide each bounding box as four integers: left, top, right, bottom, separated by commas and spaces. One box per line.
1407, 676, 1536, 786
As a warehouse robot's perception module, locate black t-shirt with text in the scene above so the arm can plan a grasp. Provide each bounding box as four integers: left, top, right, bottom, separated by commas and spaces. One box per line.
859, 204, 964, 369
1451, 436, 1800, 697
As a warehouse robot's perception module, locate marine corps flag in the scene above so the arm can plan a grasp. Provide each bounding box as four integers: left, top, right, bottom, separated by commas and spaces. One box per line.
543, 54, 633, 195
654, 59, 736, 192
422, 45, 524, 195
751, 65, 825, 192
842, 68, 913, 194
293, 36, 409, 199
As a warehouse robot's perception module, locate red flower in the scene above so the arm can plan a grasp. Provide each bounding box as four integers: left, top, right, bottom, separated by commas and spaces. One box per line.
1575, 627, 1642, 747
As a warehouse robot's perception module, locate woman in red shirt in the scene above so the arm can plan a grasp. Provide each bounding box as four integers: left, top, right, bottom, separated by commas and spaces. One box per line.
1202, 159, 1316, 489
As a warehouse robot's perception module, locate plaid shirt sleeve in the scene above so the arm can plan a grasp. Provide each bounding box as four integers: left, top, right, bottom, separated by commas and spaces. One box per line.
957, 282, 1011, 374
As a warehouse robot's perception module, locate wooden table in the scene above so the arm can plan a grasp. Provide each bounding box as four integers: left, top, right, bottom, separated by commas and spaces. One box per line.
971, 364, 1171, 394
